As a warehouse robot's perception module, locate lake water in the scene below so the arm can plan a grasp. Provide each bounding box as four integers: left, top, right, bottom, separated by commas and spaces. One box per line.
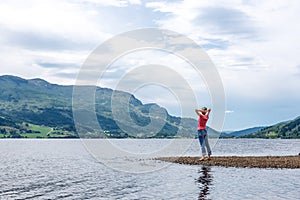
0, 139, 299, 199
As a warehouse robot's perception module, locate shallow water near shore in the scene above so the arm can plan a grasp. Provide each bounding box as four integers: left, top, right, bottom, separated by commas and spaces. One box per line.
0, 139, 299, 199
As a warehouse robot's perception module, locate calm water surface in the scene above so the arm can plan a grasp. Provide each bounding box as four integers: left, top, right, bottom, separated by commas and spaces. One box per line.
0, 139, 299, 199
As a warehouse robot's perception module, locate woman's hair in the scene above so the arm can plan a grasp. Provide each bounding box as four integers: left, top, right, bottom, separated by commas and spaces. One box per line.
201, 107, 207, 110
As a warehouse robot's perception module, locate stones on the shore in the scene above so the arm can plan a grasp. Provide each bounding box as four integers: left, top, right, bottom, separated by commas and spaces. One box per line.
156, 156, 300, 169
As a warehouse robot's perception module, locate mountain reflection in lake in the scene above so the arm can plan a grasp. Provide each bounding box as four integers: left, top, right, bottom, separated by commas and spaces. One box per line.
196, 166, 213, 200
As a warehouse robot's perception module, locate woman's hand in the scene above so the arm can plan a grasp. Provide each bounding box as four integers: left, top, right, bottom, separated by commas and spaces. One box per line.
206, 108, 211, 115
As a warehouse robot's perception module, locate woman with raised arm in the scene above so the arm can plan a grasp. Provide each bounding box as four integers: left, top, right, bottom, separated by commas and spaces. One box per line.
195, 107, 212, 161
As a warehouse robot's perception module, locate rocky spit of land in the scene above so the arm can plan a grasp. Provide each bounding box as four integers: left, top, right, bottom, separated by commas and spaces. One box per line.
156, 155, 300, 169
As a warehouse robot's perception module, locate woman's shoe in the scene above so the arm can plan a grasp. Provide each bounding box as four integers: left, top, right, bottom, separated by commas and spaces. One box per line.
199, 156, 206, 161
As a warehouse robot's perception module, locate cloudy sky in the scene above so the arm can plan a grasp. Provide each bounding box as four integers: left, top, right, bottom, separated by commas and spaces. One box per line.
0, 0, 300, 131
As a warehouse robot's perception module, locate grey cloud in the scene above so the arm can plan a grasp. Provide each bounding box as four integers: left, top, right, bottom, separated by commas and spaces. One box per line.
224, 56, 268, 71
0, 26, 95, 51
296, 65, 300, 76
201, 38, 231, 50
53, 72, 78, 79
239, 57, 255, 62
93, 4, 165, 31
194, 7, 258, 38
38, 62, 80, 69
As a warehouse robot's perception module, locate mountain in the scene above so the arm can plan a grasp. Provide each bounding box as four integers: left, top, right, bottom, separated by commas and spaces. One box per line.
220, 127, 265, 138
0, 75, 202, 138
242, 117, 300, 139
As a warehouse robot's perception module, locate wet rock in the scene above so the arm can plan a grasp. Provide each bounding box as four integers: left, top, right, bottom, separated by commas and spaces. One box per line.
156, 156, 300, 169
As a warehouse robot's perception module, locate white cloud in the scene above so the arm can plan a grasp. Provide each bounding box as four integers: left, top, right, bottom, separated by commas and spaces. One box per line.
0, 0, 111, 43
0, 0, 113, 84
225, 110, 234, 114
0, 47, 87, 84
147, 0, 300, 97
1, 0, 299, 130
83, 0, 142, 7
144, 0, 300, 129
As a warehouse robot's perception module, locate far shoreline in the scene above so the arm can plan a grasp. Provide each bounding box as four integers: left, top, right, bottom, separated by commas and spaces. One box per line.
0, 137, 300, 139
0, 137, 300, 140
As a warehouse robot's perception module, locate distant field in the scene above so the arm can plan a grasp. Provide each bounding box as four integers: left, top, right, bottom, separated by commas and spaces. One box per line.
23, 124, 77, 138
0, 123, 77, 138
30, 124, 52, 134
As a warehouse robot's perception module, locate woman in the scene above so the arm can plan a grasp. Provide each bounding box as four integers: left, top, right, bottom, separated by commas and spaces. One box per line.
195, 107, 212, 161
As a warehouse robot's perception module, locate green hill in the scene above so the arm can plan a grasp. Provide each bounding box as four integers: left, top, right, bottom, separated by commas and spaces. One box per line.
242, 117, 300, 139
220, 126, 265, 138
0, 75, 200, 138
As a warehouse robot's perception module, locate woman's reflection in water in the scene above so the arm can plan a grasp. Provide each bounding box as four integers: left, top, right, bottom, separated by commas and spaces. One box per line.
196, 166, 213, 200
